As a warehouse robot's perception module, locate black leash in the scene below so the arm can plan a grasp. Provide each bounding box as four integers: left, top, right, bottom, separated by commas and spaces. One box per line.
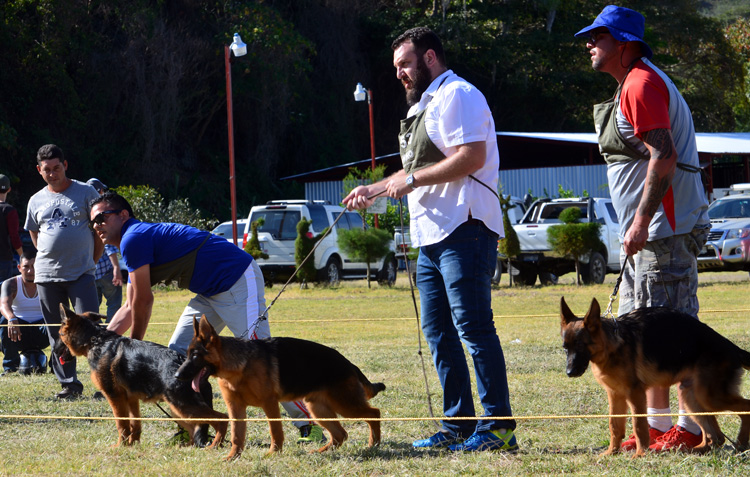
397, 198, 441, 430
603, 249, 629, 334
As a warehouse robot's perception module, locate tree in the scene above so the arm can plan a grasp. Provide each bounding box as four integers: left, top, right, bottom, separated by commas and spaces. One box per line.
547, 207, 603, 286
295, 218, 326, 287
114, 185, 217, 230
244, 218, 269, 260
497, 194, 521, 286
336, 227, 392, 288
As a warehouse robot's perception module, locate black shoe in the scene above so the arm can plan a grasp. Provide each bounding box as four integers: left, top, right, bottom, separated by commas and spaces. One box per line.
92, 391, 105, 401
55, 387, 83, 401
1, 368, 17, 377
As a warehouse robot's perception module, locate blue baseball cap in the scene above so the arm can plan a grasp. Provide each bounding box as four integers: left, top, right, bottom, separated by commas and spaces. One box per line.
574, 5, 653, 59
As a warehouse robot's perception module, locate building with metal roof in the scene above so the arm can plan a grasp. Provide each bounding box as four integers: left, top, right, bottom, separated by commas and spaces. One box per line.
281, 132, 750, 205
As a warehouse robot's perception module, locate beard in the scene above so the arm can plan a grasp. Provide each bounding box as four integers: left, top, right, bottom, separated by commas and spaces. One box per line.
405, 57, 432, 107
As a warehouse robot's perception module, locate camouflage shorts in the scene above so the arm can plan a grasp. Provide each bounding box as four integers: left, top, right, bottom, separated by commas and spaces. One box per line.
618, 226, 709, 318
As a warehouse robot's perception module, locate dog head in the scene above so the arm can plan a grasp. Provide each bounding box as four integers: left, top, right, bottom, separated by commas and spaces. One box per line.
560, 297, 604, 378
56, 304, 106, 363
175, 316, 221, 392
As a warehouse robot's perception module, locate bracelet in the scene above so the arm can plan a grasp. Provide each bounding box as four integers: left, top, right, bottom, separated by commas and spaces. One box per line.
9, 318, 18, 323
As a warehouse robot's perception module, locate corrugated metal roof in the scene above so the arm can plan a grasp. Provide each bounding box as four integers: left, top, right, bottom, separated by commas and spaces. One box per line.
498, 132, 750, 154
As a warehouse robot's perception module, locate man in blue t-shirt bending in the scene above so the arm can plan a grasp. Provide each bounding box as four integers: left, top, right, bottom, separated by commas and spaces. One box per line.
90, 192, 323, 442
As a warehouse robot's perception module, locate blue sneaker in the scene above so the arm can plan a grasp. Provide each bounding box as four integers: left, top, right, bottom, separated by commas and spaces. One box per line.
413, 431, 462, 448
448, 429, 518, 452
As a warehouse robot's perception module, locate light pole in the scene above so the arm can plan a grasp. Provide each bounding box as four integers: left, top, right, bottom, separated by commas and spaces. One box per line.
226, 33, 247, 246
353, 82, 379, 228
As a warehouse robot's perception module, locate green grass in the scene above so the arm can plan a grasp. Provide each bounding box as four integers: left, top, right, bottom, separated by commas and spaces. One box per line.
2, 271, 750, 475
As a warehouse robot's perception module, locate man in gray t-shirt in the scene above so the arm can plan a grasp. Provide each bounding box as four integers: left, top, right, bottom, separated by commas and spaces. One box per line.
25, 144, 103, 400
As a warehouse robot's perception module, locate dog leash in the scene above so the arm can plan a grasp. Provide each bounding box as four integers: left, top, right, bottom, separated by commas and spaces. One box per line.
603, 250, 629, 335
240, 189, 389, 339
397, 198, 440, 430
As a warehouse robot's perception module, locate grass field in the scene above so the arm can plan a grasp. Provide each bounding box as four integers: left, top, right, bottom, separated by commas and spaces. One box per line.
1, 271, 750, 475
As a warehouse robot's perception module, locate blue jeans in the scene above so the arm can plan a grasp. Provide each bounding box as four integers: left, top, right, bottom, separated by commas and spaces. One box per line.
417, 220, 515, 436
0, 317, 49, 371
95, 270, 122, 322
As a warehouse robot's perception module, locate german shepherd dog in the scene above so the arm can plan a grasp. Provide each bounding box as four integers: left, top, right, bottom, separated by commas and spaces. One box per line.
55, 305, 228, 448
560, 297, 750, 456
175, 317, 386, 460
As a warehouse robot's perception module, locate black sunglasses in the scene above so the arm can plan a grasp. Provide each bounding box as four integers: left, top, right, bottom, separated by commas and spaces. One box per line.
90, 209, 122, 228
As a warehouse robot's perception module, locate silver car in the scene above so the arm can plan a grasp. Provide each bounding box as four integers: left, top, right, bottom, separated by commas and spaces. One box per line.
698, 188, 750, 273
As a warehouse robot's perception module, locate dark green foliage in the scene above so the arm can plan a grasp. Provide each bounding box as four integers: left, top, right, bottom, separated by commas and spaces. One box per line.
244, 218, 269, 260
295, 218, 324, 284
498, 195, 520, 258
114, 185, 217, 230
337, 227, 392, 288
1, 0, 747, 221
548, 207, 602, 285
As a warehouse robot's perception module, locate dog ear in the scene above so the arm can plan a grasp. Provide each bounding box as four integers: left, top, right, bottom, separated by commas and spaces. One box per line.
583, 297, 602, 331
193, 316, 200, 337
59, 303, 76, 324
197, 315, 217, 340
560, 296, 577, 325
82, 312, 105, 324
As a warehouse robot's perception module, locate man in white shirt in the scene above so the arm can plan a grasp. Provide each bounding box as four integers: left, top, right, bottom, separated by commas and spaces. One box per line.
344, 27, 516, 452
0, 251, 49, 375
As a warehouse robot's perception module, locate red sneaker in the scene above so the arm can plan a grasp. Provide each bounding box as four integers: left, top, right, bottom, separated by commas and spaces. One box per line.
621, 427, 667, 451
648, 426, 702, 452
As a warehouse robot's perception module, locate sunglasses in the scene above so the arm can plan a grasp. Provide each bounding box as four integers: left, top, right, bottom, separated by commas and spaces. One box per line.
588, 30, 611, 46
90, 209, 122, 228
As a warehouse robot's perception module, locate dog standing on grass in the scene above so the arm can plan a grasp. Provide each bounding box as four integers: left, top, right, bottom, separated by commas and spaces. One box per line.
175, 317, 386, 460
560, 297, 750, 457
56, 304, 228, 447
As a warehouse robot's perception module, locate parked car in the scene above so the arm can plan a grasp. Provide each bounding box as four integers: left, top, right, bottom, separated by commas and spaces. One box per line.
505, 197, 620, 286
211, 219, 247, 248
243, 200, 397, 285
698, 183, 750, 274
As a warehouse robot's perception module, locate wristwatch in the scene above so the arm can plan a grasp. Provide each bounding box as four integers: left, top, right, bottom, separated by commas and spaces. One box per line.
405, 173, 417, 190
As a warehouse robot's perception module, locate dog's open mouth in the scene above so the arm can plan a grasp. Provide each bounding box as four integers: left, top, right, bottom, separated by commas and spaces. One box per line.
191, 366, 211, 393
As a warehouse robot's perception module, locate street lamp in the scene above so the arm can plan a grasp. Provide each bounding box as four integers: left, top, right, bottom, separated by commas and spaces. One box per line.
226, 33, 247, 246
353, 82, 379, 228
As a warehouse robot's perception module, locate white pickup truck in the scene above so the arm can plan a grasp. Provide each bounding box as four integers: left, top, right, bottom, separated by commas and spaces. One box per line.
507, 197, 621, 285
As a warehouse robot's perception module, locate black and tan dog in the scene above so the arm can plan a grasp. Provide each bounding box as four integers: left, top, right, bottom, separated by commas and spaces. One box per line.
560, 297, 750, 456
55, 304, 228, 447
175, 317, 386, 460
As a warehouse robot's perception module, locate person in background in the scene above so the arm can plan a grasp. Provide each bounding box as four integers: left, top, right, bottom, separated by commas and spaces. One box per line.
0, 250, 49, 376
0, 174, 24, 283
87, 178, 122, 322
25, 144, 103, 400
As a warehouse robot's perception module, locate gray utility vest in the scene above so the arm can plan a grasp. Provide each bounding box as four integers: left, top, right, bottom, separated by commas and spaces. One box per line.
399, 77, 449, 175
593, 63, 701, 177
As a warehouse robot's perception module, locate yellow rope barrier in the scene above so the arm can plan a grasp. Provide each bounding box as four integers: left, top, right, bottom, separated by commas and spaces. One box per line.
4, 308, 750, 328
2, 411, 748, 423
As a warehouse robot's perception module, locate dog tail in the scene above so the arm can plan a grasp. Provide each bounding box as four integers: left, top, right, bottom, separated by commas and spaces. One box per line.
355, 367, 386, 399
366, 382, 386, 400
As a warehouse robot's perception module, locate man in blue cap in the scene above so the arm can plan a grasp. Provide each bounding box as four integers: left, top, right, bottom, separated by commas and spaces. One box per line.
575, 6, 709, 452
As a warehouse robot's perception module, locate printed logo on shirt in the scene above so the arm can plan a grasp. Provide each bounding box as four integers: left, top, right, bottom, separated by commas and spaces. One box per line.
46, 208, 70, 230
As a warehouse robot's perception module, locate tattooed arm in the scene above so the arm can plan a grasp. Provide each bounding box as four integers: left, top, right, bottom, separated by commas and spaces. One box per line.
623, 128, 678, 255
